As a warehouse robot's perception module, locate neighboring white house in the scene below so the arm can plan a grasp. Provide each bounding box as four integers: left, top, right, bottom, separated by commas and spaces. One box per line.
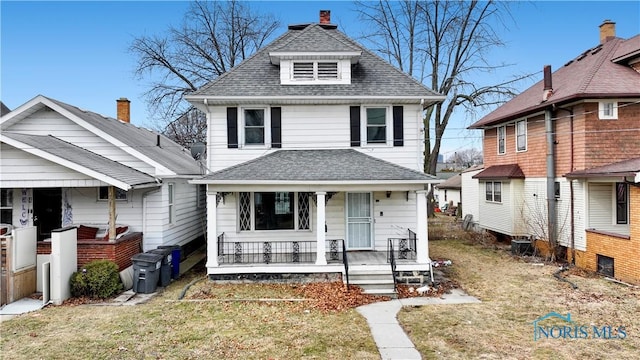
435, 173, 461, 210
187, 12, 444, 288
0, 95, 206, 257
460, 165, 483, 230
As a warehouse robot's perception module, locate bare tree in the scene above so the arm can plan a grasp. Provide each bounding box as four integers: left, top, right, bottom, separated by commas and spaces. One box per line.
163, 109, 207, 148
447, 148, 483, 169
355, 0, 535, 175
130, 0, 280, 137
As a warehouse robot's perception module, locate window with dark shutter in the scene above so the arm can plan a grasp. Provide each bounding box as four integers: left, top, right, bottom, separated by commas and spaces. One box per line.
226, 107, 238, 148
392, 106, 404, 146
271, 107, 282, 148
350, 106, 361, 147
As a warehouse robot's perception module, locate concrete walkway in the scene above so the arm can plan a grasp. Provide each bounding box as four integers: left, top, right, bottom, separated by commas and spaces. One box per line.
356, 289, 480, 360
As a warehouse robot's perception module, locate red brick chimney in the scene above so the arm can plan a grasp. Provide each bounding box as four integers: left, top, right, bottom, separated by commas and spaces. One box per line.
599, 19, 616, 44
116, 97, 130, 123
320, 10, 330, 24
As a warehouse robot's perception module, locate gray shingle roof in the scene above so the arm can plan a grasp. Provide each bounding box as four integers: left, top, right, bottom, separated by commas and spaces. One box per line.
470, 35, 640, 128
2, 133, 159, 188
198, 149, 438, 183
189, 24, 442, 99
47, 97, 201, 176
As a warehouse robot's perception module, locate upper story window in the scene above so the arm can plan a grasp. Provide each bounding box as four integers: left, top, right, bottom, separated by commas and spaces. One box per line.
516, 120, 527, 152
599, 101, 618, 120
241, 108, 271, 147
292, 61, 339, 81
98, 187, 127, 201
497, 126, 506, 155
366, 108, 387, 144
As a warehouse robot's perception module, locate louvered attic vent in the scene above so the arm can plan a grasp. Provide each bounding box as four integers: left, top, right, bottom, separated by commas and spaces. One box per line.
317, 62, 338, 79
293, 62, 314, 79
292, 61, 339, 80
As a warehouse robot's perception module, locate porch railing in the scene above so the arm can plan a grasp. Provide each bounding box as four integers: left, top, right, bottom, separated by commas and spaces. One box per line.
387, 229, 417, 262
341, 238, 349, 288
216, 234, 346, 265
387, 238, 397, 291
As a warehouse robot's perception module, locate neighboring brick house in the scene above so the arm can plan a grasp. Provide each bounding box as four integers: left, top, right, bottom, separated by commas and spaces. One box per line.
467, 20, 640, 283
186, 11, 444, 294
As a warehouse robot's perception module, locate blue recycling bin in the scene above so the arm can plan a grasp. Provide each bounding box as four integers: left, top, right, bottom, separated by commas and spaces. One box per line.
158, 245, 181, 279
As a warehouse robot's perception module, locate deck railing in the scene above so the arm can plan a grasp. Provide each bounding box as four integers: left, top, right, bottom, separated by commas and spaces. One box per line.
387, 229, 417, 262
216, 235, 346, 265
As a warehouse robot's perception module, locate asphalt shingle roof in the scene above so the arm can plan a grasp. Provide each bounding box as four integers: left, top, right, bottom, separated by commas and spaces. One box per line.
2, 133, 158, 188
47, 97, 201, 176
470, 35, 640, 128
472, 164, 525, 179
189, 24, 441, 99
565, 157, 640, 178
199, 149, 438, 183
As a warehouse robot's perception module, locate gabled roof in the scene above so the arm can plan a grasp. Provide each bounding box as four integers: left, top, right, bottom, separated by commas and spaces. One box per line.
436, 173, 462, 189
193, 149, 439, 184
186, 24, 444, 106
472, 164, 525, 180
565, 157, 640, 182
1, 133, 159, 190
470, 35, 640, 129
0, 95, 201, 176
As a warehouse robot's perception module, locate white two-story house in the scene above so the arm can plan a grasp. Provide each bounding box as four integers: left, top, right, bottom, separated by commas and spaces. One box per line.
187, 12, 444, 290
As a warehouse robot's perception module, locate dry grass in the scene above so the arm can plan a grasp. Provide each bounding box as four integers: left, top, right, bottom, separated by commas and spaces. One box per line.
0, 266, 379, 360
400, 215, 640, 359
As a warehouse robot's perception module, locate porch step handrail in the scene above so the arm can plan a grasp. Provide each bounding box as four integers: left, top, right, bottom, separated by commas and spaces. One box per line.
387, 238, 398, 291
341, 239, 349, 288
387, 228, 417, 262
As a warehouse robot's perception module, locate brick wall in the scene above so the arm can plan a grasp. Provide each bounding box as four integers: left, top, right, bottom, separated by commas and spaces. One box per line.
571, 186, 640, 284
37, 232, 143, 271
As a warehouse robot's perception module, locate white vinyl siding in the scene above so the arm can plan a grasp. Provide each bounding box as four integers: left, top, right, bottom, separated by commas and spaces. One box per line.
460, 168, 481, 226
477, 179, 525, 236
207, 104, 424, 172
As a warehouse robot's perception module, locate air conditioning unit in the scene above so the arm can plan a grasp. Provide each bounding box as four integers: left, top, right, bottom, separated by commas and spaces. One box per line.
511, 238, 533, 256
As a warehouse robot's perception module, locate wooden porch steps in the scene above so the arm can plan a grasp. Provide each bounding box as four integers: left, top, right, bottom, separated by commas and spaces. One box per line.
348, 269, 396, 298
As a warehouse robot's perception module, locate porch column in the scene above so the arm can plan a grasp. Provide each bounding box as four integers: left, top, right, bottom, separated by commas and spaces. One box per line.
206, 190, 218, 268
108, 186, 116, 241
416, 190, 429, 263
315, 191, 327, 265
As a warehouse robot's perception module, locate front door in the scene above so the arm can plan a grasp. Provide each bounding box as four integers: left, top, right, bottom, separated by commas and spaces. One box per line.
346, 192, 373, 249
33, 188, 62, 241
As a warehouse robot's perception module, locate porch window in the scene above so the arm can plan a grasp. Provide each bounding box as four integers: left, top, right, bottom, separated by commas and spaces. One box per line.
485, 181, 502, 203
497, 126, 506, 154
516, 120, 527, 151
616, 182, 628, 224
1, 189, 12, 224
98, 187, 127, 201
239, 192, 310, 231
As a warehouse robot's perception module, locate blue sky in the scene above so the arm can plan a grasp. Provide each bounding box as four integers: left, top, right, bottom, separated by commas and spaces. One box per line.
1, 1, 639, 157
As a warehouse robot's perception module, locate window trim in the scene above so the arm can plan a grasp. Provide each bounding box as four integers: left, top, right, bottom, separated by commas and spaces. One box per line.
497, 126, 506, 155
239, 106, 271, 148
361, 106, 392, 147
168, 183, 175, 225
485, 181, 502, 203
98, 187, 128, 201
239, 191, 312, 232
516, 120, 527, 152
598, 101, 618, 120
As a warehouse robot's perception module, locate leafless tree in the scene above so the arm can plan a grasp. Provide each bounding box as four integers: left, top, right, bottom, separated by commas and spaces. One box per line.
355, 0, 535, 175
130, 0, 280, 141
447, 148, 483, 169
163, 109, 207, 148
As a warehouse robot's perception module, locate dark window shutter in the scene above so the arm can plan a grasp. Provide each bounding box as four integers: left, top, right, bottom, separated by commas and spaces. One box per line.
393, 106, 404, 146
226, 107, 238, 148
350, 106, 361, 147
271, 107, 282, 148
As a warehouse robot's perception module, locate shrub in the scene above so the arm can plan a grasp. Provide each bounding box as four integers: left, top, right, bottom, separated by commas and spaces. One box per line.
70, 260, 122, 299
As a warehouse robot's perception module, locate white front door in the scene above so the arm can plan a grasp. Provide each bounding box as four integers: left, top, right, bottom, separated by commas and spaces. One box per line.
346, 192, 373, 249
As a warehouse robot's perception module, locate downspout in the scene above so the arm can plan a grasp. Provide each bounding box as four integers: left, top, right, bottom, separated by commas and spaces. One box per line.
543, 65, 557, 252
554, 105, 576, 264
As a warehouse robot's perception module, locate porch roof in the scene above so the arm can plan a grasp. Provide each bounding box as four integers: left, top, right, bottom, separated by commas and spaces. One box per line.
1, 132, 160, 190
472, 164, 525, 180
565, 157, 640, 182
193, 149, 439, 185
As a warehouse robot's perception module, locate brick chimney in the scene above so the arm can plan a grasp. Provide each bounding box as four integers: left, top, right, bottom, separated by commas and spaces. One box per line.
542, 65, 553, 102
599, 19, 616, 44
320, 10, 330, 24
116, 97, 130, 123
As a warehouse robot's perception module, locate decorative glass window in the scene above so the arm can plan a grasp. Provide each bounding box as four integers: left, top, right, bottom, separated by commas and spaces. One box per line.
616, 182, 628, 224
366, 107, 387, 144
516, 120, 527, 151
599, 101, 618, 120
485, 181, 502, 203
239, 192, 310, 231
243, 109, 265, 145
98, 187, 127, 201
497, 126, 506, 154
1, 189, 12, 224
292, 61, 339, 80
168, 183, 175, 224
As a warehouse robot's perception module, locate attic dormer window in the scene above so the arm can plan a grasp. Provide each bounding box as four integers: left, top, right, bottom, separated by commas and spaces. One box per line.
292, 61, 339, 81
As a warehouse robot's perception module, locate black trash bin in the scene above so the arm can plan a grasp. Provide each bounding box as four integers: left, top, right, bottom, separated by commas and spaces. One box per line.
147, 248, 172, 287
158, 245, 181, 279
131, 252, 163, 294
